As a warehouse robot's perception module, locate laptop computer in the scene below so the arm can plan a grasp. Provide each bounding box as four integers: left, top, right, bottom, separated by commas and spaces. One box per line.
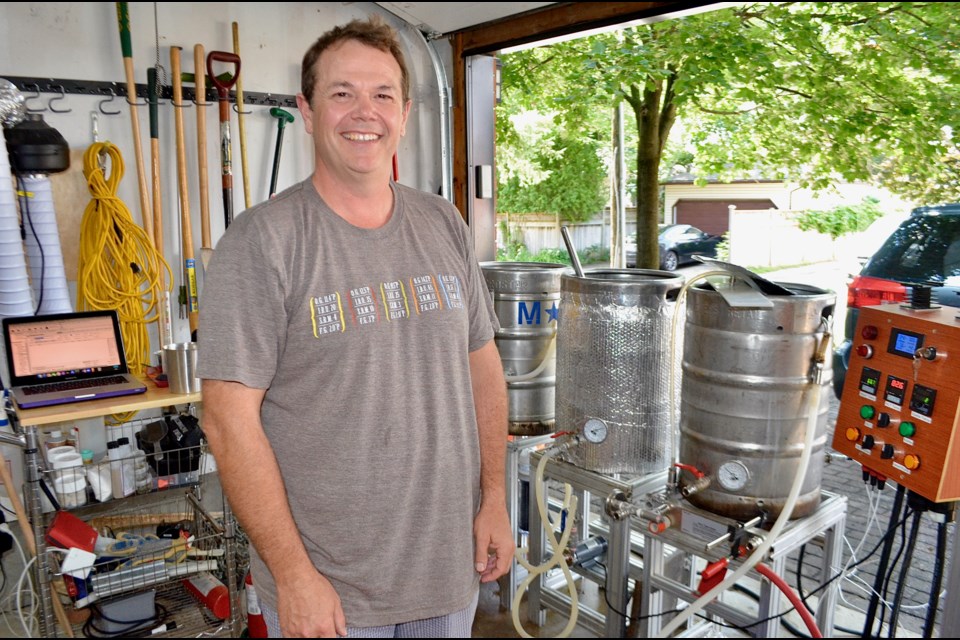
3, 310, 147, 410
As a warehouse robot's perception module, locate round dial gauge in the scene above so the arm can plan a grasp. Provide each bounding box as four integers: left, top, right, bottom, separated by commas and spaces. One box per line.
582, 418, 609, 444
717, 460, 750, 491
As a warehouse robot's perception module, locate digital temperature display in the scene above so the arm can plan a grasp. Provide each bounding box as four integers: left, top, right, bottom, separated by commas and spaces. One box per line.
887, 328, 924, 359
859, 366, 881, 396
884, 375, 908, 407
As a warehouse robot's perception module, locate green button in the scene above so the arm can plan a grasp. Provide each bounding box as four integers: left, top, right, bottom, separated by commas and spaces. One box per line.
860, 405, 876, 420
899, 422, 916, 438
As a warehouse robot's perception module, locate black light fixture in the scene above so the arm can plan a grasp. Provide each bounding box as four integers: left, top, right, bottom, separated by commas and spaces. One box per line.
4, 113, 70, 175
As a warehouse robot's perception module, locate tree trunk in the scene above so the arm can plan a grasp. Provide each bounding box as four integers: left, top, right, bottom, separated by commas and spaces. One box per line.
630, 83, 663, 270
626, 69, 677, 270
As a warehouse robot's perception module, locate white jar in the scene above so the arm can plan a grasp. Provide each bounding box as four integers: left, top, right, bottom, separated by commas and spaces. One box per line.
53, 469, 88, 508
51, 452, 84, 470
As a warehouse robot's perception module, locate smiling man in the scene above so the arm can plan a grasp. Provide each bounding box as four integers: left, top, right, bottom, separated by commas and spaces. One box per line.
198, 15, 513, 639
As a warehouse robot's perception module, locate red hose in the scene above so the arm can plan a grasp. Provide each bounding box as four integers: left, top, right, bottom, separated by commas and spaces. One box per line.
755, 563, 823, 638
674, 462, 705, 479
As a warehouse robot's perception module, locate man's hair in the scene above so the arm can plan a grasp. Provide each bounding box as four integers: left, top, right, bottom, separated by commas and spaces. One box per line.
301, 15, 410, 104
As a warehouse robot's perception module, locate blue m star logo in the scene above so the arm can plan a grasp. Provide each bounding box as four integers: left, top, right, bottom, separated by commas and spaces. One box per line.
518, 301, 559, 324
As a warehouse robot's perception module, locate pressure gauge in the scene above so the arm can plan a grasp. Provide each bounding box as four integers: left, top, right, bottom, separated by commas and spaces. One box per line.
717, 460, 750, 491
582, 418, 609, 444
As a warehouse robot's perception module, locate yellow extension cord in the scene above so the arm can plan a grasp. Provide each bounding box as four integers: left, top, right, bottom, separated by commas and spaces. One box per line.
77, 142, 173, 422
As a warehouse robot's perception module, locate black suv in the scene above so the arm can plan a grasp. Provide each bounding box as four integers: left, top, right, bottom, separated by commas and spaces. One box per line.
833, 203, 960, 398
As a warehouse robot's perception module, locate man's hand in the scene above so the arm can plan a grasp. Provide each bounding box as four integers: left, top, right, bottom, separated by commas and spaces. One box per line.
277, 570, 347, 638
474, 501, 515, 583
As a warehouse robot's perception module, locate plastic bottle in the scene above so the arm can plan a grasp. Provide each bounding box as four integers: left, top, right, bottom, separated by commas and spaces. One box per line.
245, 572, 268, 637
132, 449, 152, 494
107, 440, 135, 498
116, 437, 137, 497
65, 426, 80, 449
45, 430, 66, 450
183, 572, 230, 619
106, 441, 129, 499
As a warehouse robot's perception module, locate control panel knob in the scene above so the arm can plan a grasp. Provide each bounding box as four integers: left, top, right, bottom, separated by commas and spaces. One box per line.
877, 413, 892, 428
921, 346, 937, 361
881, 444, 895, 459
899, 422, 916, 438
904, 454, 921, 470
862, 434, 876, 449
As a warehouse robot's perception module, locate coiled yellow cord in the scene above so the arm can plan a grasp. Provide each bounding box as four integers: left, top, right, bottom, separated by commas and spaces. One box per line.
77, 142, 173, 421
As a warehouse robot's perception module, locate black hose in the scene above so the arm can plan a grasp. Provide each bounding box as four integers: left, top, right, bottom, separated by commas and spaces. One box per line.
887, 509, 923, 638
862, 484, 906, 639
922, 520, 949, 638
795, 543, 865, 637
878, 507, 911, 637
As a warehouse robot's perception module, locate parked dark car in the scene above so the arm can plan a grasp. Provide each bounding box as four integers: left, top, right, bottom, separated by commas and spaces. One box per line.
832, 203, 960, 399
625, 224, 723, 270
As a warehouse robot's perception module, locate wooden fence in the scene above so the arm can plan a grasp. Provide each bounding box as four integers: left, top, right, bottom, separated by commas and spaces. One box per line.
496, 212, 636, 255
500, 207, 870, 269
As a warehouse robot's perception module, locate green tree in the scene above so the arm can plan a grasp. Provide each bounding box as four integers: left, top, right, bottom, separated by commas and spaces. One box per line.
795, 196, 886, 240
497, 2, 960, 268
496, 135, 607, 221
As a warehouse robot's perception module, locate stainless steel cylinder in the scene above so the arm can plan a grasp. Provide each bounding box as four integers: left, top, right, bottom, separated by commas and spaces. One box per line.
481, 262, 568, 436
679, 282, 835, 520
557, 269, 683, 474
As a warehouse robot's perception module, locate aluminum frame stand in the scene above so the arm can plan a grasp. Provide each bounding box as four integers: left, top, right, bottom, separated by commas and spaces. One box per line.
524, 452, 667, 638
639, 492, 847, 638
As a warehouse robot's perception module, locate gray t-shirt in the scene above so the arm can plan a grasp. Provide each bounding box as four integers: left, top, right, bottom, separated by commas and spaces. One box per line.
197, 180, 498, 626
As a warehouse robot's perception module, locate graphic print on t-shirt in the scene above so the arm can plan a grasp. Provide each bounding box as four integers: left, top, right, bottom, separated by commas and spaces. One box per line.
380, 280, 410, 321
348, 286, 381, 326
309, 274, 465, 337
410, 275, 443, 314
311, 292, 345, 336
439, 274, 464, 310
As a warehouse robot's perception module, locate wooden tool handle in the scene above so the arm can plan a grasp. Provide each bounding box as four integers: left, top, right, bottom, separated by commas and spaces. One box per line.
172, 47, 198, 333
233, 21, 251, 210
195, 44, 211, 251
171, 48, 195, 262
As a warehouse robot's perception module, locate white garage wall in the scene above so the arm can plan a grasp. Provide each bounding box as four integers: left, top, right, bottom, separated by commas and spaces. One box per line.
1, 1, 449, 342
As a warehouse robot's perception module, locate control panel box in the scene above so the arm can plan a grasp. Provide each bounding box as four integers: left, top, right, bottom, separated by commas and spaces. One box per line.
832, 304, 960, 502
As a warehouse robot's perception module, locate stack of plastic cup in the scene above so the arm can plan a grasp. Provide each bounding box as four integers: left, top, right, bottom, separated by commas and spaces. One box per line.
0, 135, 35, 319
19, 175, 72, 314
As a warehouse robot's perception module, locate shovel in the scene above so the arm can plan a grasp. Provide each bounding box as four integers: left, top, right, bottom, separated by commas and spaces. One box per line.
206, 51, 241, 230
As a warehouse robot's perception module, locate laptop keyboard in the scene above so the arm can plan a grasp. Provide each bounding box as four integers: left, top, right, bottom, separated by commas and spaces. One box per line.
22, 375, 128, 395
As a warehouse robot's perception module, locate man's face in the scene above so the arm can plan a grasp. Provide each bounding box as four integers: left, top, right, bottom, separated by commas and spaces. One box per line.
297, 39, 410, 182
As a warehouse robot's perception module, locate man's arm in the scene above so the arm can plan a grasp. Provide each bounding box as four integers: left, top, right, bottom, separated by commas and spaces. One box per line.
202, 379, 347, 637
468, 340, 515, 582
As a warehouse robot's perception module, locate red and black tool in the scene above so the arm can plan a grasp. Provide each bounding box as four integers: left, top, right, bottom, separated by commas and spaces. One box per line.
205, 51, 241, 229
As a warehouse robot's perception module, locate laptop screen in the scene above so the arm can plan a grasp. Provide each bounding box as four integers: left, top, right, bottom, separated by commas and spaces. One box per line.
4, 311, 129, 386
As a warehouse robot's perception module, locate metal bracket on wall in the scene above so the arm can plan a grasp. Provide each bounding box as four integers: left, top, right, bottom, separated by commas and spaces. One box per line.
1, 75, 297, 110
